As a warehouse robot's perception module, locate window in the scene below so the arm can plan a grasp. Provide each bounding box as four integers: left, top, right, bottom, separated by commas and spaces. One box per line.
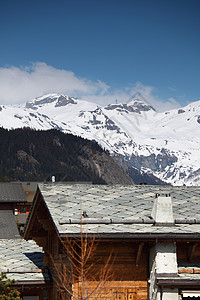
20, 206, 27, 213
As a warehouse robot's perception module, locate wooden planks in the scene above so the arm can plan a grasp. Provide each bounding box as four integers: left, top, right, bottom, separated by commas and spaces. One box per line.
72, 281, 147, 300
71, 240, 148, 299
85, 240, 148, 281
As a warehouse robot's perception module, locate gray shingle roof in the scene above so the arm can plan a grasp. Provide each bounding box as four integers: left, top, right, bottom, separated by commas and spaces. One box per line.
0, 183, 27, 202
0, 211, 20, 239
39, 184, 200, 235
0, 239, 50, 283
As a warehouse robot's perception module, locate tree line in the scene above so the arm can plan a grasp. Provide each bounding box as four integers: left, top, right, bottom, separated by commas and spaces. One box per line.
0, 127, 106, 183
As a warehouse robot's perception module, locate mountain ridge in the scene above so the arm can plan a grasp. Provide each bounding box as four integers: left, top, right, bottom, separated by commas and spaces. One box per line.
0, 93, 200, 185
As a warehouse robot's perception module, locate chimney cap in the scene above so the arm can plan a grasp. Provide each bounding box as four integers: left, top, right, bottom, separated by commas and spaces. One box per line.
152, 194, 174, 225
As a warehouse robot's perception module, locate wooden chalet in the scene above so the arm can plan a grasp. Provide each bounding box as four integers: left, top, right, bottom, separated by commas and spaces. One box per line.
0, 182, 28, 213
0, 183, 52, 299
0, 182, 32, 235
24, 184, 200, 300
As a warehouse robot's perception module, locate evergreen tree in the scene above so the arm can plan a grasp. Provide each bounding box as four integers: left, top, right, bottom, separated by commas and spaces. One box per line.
0, 273, 22, 300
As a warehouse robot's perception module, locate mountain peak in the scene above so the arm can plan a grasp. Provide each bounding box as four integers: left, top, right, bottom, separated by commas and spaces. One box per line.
25, 94, 77, 109
127, 92, 156, 112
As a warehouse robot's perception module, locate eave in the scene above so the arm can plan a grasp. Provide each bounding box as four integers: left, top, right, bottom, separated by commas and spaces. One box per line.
60, 232, 200, 241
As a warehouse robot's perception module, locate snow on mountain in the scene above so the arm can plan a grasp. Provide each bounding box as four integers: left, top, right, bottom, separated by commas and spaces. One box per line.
0, 93, 200, 186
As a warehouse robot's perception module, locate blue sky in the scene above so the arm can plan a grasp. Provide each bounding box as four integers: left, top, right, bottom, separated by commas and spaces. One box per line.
0, 0, 200, 109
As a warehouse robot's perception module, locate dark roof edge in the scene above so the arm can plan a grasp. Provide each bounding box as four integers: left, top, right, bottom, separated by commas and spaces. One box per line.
60, 232, 200, 240
157, 278, 200, 286
11, 280, 52, 286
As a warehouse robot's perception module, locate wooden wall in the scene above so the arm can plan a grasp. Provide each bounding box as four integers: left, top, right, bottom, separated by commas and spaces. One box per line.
72, 240, 148, 300
87, 240, 148, 281
72, 281, 147, 300
177, 241, 200, 262
44, 237, 148, 299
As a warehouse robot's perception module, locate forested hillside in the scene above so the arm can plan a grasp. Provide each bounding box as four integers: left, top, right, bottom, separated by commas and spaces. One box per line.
0, 127, 133, 184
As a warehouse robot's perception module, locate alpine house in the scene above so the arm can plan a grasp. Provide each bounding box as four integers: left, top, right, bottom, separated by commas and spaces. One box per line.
24, 184, 200, 300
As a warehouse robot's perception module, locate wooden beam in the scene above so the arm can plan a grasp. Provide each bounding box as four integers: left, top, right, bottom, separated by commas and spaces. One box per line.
136, 242, 144, 266
188, 242, 198, 261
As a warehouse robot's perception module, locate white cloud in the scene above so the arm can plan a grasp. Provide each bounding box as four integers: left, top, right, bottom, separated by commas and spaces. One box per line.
127, 82, 180, 112
84, 82, 180, 111
0, 62, 109, 104
0, 62, 180, 112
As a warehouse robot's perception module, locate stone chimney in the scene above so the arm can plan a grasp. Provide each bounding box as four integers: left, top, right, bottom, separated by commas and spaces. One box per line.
151, 192, 174, 225
149, 193, 179, 300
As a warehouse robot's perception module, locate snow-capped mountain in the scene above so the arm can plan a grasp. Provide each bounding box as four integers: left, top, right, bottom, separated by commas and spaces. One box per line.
0, 93, 200, 186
